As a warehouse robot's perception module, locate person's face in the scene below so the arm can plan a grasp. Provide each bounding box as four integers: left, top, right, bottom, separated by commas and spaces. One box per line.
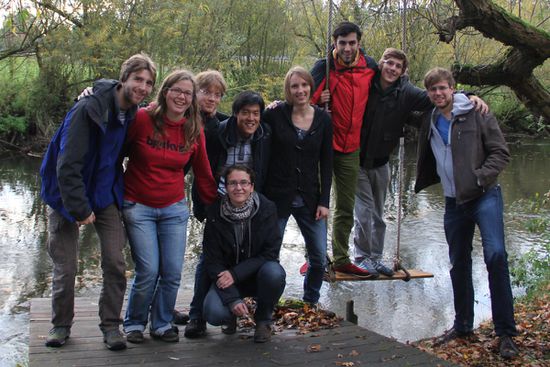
226, 170, 254, 207
289, 74, 311, 106
334, 33, 360, 65
197, 85, 223, 117
235, 104, 261, 138
379, 57, 405, 87
120, 69, 154, 109
164, 79, 194, 119
427, 80, 455, 112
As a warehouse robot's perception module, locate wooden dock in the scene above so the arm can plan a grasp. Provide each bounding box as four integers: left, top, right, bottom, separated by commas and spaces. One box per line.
30, 297, 456, 366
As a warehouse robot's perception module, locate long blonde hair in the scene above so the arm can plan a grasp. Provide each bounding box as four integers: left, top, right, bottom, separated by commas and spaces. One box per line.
149, 69, 202, 151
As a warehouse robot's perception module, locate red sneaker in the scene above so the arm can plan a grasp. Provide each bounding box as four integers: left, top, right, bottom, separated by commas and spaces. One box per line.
333, 263, 372, 276
299, 262, 308, 276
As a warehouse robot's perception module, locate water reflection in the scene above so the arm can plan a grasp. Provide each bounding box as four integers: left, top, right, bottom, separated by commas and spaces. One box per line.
0, 139, 548, 365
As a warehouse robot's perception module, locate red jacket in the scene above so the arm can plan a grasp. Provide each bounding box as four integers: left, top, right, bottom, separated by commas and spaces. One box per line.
124, 108, 217, 208
311, 49, 377, 153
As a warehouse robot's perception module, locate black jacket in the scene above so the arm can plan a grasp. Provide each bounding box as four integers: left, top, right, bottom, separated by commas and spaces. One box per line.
359, 74, 433, 169
203, 193, 282, 306
262, 103, 333, 218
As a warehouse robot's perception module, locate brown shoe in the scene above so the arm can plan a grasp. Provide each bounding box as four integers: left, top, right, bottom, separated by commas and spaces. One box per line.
432, 327, 473, 347
499, 335, 519, 359
254, 322, 272, 343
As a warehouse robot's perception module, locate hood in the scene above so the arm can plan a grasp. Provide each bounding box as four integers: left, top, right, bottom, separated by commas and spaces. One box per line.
451, 93, 474, 118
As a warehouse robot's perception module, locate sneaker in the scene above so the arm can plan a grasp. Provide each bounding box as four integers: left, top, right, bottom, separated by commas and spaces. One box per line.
221, 316, 237, 335
151, 326, 179, 342
103, 329, 127, 350
254, 322, 272, 343
299, 262, 308, 276
355, 258, 379, 277
499, 335, 519, 359
374, 261, 395, 277
333, 262, 373, 277
126, 330, 144, 344
173, 310, 190, 325
184, 319, 207, 338
45, 327, 70, 347
432, 327, 473, 347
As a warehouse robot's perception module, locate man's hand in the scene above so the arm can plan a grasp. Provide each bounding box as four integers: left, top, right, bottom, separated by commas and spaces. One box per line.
216, 270, 235, 289
469, 95, 489, 114
231, 302, 249, 317
77, 212, 95, 226
319, 89, 331, 105
266, 100, 283, 110
315, 205, 329, 221
77, 87, 93, 101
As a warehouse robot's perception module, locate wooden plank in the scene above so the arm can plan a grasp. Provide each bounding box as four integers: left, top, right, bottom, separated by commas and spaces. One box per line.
325, 269, 434, 282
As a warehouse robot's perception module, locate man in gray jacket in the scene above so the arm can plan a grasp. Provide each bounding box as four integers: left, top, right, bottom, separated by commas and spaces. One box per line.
415, 67, 518, 359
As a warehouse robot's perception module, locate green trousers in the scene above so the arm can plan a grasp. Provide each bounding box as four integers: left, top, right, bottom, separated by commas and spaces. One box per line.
331, 150, 360, 267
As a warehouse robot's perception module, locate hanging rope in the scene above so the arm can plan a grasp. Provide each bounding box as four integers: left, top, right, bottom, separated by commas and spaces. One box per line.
324, 0, 334, 111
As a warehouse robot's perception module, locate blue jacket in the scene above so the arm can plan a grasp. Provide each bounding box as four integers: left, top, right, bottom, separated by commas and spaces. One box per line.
40, 79, 137, 222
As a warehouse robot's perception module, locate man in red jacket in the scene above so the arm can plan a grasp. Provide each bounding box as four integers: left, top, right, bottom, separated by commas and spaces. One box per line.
310, 21, 377, 275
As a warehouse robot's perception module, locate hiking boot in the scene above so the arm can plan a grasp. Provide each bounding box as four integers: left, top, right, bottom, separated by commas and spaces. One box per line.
374, 261, 395, 277
333, 262, 373, 277
184, 319, 207, 338
221, 316, 237, 335
45, 327, 70, 347
151, 326, 179, 342
254, 322, 272, 343
126, 330, 144, 344
299, 261, 308, 276
355, 258, 379, 277
103, 329, 127, 350
432, 327, 473, 347
499, 335, 519, 359
173, 310, 190, 325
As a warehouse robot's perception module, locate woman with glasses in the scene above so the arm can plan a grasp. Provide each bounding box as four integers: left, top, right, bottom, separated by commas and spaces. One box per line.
202, 165, 285, 343
122, 69, 217, 343
262, 66, 333, 306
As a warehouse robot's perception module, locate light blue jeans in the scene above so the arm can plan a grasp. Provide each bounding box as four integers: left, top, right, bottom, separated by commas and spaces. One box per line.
122, 199, 189, 335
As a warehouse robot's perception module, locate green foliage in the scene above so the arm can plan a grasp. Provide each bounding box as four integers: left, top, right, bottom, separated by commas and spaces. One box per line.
510, 191, 550, 296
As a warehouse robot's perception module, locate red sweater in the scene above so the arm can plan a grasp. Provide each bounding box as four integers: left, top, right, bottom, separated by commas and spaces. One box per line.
124, 108, 217, 208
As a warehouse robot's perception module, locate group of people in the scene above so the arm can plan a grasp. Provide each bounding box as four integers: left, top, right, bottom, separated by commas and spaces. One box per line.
39, 21, 520, 359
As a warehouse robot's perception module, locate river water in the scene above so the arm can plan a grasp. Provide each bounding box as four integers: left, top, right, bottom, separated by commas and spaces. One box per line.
0, 139, 548, 366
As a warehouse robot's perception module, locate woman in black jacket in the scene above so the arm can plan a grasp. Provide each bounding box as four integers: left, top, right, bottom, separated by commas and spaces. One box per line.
262, 66, 333, 305
202, 165, 285, 343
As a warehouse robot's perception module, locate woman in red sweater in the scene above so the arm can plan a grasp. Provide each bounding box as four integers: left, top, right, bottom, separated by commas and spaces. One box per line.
122, 69, 217, 343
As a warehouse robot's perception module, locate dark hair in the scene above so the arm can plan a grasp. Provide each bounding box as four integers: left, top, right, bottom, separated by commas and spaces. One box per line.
119, 53, 157, 85
224, 164, 256, 185
232, 91, 265, 115
150, 69, 201, 151
332, 21, 362, 41
380, 48, 408, 74
424, 67, 456, 89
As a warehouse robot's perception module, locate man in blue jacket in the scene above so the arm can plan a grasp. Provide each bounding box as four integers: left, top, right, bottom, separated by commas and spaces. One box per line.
40, 54, 156, 350
415, 67, 519, 359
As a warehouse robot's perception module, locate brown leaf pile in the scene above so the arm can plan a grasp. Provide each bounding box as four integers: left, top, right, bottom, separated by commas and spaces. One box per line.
413, 283, 550, 366
237, 298, 343, 334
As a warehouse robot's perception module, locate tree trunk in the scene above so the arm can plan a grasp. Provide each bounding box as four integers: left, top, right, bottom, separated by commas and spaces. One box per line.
438, 0, 550, 123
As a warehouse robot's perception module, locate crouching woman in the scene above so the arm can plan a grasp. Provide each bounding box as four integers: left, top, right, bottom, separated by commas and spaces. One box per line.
203, 165, 286, 343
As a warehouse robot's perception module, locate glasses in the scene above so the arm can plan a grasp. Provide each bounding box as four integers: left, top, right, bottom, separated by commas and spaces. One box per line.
383, 59, 404, 70
199, 89, 223, 100
226, 180, 252, 188
167, 88, 194, 98
428, 85, 450, 92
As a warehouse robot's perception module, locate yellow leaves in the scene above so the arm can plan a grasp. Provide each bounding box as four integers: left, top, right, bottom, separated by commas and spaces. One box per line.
306, 343, 321, 352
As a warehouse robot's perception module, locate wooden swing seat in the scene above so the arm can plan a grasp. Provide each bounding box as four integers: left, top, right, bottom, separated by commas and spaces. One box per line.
323, 269, 433, 282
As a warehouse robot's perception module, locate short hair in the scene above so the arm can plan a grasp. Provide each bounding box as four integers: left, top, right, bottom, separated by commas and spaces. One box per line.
424, 67, 456, 89
380, 48, 408, 73
119, 53, 157, 85
284, 66, 315, 105
224, 164, 256, 185
195, 70, 227, 96
232, 91, 265, 115
333, 21, 362, 41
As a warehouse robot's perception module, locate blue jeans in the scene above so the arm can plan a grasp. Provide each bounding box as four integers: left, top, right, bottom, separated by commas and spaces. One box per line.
122, 199, 190, 335
203, 261, 286, 324
444, 186, 517, 336
278, 205, 327, 304
188, 253, 210, 320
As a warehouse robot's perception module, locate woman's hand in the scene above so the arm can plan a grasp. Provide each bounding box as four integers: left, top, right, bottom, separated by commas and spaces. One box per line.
231, 301, 249, 317
216, 270, 235, 289
315, 205, 329, 220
